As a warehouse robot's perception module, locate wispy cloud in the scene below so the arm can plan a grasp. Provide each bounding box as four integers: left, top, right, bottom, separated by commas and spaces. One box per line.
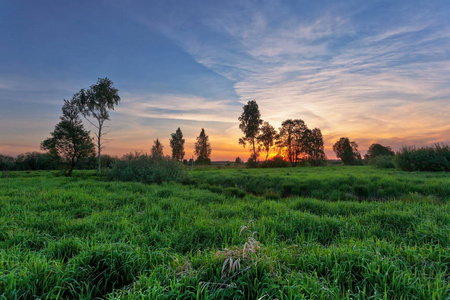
2, 1, 449, 160
133, 1, 450, 156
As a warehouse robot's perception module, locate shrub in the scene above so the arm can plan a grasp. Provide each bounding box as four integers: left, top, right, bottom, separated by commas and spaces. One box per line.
108, 152, 188, 184
260, 155, 291, 168
0, 154, 15, 171
15, 152, 60, 170
395, 144, 450, 172
264, 191, 281, 200
223, 187, 246, 198
374, 155, 395, 169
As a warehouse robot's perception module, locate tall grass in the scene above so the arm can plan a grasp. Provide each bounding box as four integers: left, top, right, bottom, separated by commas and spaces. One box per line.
0, 169, 448, 299
108, 151, 189, 184
191, 166, 450, 201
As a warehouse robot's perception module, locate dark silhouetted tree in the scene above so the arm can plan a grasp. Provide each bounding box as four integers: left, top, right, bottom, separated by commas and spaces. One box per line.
151, 138, 164, 158
41, 100, 95, 176
276, 119, 307, 166
170, 127, 185, 161
195, 128, 212, 168
238, 100, 262, 163
303, 128, 326, 166
332, 137, 361, 165
364, 143, 395, 161
73, 77, 120, 174
257, 121, 277, 161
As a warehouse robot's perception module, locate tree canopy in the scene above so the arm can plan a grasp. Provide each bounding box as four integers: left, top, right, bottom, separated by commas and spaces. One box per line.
41, 100, 95, 176
170, 127, 185, 161
303, 128, 326, 166
257, 121, 277, 162
364, 143, 395, 161
238, 100, 262, 162
276, 119, 308, 166
332, 137, 361, 165
151, 138, 164, 158
195, 128, 212, 167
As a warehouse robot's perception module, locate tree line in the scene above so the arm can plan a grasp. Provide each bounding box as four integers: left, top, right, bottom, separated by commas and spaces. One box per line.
37, 78, 213, 176
150, 127, 212, 167
238, 100, 326, 166
1, 79, 448, 174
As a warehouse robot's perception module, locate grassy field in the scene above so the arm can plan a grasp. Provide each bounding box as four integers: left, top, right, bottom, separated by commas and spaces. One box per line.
0, 166, 449, 299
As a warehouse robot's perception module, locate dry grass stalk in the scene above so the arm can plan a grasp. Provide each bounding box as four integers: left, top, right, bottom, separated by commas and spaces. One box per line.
216, 220, 262, 279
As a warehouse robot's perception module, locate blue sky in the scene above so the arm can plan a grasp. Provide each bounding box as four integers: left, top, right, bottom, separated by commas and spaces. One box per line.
1, 0, 449, 160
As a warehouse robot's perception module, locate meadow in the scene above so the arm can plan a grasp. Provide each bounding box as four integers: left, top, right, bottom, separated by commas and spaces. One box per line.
0, 166, 449, 299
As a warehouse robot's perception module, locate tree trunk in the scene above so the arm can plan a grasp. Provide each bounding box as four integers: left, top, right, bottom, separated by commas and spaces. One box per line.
67, 155, 76, 177
252, 138, 256, 164
97, 125, 102, 175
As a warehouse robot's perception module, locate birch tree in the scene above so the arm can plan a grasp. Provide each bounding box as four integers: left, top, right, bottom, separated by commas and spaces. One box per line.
73, 77, 120, 174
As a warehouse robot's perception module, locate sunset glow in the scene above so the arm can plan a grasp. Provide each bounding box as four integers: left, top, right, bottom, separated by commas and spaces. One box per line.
1, 1, 449, 161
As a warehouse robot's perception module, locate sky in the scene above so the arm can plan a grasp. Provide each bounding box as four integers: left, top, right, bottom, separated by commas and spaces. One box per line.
1, 0, 449, 161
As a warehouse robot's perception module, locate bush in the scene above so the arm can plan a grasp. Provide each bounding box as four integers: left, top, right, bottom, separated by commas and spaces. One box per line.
0, 154, 15, 171
374, 155, 395, 169
395, 144, 450, 172
15, 152, 60, 170
108, 152, 188, 184
223, 187, 246, 198
260, 155, 291, 168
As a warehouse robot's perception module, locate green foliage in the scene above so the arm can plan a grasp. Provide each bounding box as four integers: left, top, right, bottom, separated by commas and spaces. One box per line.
108, 152, 188, 184
395, 144, 450, 172
374, 155, 396, 169
222, 187, 246, 198
41, 99, 95, 176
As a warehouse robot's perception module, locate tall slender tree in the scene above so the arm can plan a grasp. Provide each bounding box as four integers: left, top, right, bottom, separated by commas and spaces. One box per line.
41, 100, 95, 176
194, 128, 212, 168
257, 121, 277, 161
170, 127, 185, 161
151, 138, 164, 158
73, 77, 120, 174
238, 100, 262, 163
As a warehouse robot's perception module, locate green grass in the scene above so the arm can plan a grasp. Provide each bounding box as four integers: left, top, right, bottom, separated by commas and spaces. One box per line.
191, 166, 450, 201
0, 167, 449, 299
